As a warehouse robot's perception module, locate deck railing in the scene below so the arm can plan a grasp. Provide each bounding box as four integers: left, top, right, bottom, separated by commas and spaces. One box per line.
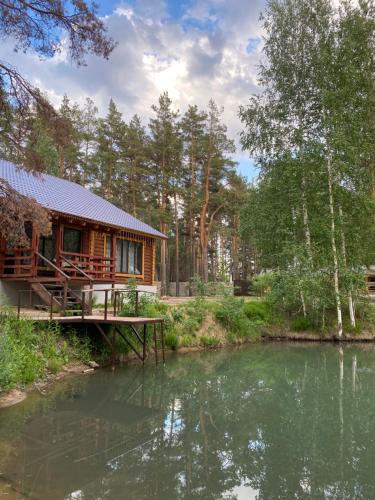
0, 248, 115, 281
15, 286, 157, 321
0, 248, 35, 277
59, 251, 115, 280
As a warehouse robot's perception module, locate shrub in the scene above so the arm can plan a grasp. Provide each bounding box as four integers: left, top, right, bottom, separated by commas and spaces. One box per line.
200, 335, 220, 348
243, 301, 272, 322
180, 335, 194, 347
215, 295, 260, 340
171, 307, 184, 323
165, 332, 179, 350
290, 317, 312, 332
0, 312, 96, 393
180, 317, 200, 336
67, 332, 92, 364
47, 357, 64, 374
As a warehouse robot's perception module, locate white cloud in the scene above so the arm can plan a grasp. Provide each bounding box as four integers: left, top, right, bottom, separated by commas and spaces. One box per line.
1, 0, 268, 178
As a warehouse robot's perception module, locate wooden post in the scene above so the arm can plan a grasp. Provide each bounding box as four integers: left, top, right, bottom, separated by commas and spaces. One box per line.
111, 326, 116, 370
17, 291, 21, 319
61, 281, 67, 316
82, 291, 85, 319
104, 289, 108, 320
161, 320, 165, 365
88, 289, 93, 315
153, 322, 158, 366
50, 291, 54, 321
135, 290, 139, 316
113, 291, 117, 317
142, 324, 147, 363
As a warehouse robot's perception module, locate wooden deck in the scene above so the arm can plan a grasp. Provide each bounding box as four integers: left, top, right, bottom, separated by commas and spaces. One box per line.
13, 308, 165, 366
19, 312, 163, 325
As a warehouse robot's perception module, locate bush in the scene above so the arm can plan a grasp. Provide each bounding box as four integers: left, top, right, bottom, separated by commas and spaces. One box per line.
171, 307, 184, 323
180, 317, 200, 336
290, 317, 312, 332
215, 295, 259, 340
243, 301, 272, 322
0, 312, 95, 393
200, 335, 220, 348
165, 332, 179, 350
47, 357, 64, 374
180, 335, 194, 347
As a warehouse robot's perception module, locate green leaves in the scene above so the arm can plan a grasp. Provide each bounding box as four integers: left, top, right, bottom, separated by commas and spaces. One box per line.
240, 0, 375, 332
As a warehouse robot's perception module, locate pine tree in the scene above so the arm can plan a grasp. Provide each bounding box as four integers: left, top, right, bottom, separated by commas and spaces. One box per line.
149, 92, 182, 295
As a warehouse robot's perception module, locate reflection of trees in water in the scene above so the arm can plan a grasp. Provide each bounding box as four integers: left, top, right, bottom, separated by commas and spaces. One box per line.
1, 345, 375, 499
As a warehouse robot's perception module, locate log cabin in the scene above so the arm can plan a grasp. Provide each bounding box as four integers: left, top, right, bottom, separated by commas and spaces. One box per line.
0, 160, 166, 311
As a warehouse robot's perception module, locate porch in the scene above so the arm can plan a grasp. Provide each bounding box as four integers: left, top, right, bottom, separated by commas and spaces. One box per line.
0, 214, 154, 284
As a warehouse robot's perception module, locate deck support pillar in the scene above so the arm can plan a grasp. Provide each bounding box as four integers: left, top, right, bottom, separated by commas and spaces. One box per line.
111, 326, 117, 370
153, 323, 158, 366
161, 320, 165, 365
142, 324, 147, 364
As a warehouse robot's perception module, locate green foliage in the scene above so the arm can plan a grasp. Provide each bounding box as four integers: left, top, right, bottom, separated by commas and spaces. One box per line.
180, 317, 201, 336
190, 276, 233, 297
243, 301, 273, 323
200, 336, 220, 348
239, 0, 375, 335
0, 312, 94, 393
165, 332, 179, 351
290, 317, 313, 332
215, 295, 260, 340
252, 274, 275, 296
180, 335, 194, 347
66, 332, 92, 364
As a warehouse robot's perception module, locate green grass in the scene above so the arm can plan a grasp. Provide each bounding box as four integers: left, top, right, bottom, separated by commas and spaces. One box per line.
243, 300, 273, 322
200, 335, 220, 348
0, 311, 93, 393
290, 317, 313, 332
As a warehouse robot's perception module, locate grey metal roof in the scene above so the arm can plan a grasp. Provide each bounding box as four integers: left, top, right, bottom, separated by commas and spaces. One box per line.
0, 160, 166, 239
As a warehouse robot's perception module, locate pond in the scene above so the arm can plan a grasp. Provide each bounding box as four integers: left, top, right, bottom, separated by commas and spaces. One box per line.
0, 343, 375, 499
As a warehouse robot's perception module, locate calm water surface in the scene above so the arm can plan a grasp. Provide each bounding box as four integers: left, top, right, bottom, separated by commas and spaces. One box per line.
1, 344, 375, 499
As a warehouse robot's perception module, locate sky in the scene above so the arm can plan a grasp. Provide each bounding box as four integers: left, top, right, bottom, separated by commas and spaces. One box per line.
3, 0, 269, 180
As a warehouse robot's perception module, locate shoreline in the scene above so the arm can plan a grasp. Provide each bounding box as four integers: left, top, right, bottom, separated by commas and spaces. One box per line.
2, 331, 375, 409
0, 362, 93, 410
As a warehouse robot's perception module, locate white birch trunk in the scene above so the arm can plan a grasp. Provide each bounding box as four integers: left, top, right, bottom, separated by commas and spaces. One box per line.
327, 156, 343, 337
301, 174, 313, 263
352, 355, 357, 394
339, 205, 355, 327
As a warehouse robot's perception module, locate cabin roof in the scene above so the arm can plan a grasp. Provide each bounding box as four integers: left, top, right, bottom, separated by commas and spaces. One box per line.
0, 160, 166, 239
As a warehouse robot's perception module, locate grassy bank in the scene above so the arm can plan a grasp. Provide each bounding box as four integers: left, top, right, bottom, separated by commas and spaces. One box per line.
2, 293, 375, 397
0, 311, 93, 394
117, 292, 375, 352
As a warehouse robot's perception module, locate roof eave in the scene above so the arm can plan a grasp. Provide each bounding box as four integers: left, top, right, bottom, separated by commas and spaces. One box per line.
49, 210, 168, 240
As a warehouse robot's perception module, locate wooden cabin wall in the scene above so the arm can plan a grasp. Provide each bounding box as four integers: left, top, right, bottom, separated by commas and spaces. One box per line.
90, 229, 156, 285
0, 216, 157, 286
91, 231, 105, 257
143, 240, 154, 285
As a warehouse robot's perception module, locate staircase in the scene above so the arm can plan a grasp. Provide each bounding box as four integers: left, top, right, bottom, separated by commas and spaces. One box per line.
30, 278, 89, 314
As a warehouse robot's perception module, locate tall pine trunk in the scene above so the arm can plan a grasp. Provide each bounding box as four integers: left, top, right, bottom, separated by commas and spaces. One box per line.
174, 191, 180, 296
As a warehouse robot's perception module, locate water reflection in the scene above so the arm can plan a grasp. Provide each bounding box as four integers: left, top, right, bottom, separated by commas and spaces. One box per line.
1, 344, 375, 499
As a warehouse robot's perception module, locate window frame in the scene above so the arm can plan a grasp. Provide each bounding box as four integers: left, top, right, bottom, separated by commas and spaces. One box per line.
105, 234, 144, 278
62, 226, 83, 254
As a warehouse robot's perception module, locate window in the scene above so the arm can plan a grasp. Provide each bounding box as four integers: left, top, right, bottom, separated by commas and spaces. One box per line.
39, 225, 57, 262
63, 228, 82, 253
114, 238, 143, 275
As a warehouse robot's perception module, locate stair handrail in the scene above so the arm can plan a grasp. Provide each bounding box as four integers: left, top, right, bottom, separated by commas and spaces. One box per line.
60, 254, 94, 282
35, 251, 70, 281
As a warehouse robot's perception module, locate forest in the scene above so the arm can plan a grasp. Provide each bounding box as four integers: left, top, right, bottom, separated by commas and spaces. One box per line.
240, 0, 375, 336
0, 93, 253, 296
0, 0, 374, 337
